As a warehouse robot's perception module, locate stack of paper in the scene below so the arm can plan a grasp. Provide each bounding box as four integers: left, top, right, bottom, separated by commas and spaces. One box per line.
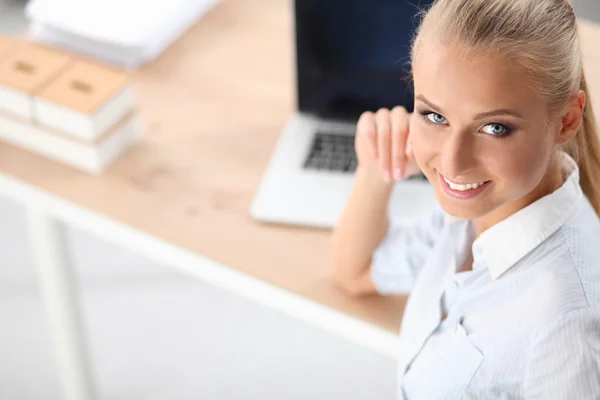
25, 0, 221, 69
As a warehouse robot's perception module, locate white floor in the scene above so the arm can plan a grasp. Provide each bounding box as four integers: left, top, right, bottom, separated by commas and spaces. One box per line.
0, 194, 398, 400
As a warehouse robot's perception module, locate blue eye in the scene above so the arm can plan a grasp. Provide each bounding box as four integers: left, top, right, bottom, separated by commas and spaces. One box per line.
482, 123, 512, 136
426, 112, 447, 124
417, 109, 515, 138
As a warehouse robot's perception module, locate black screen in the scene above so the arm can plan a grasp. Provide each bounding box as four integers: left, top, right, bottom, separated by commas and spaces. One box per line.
295, 0, 433, 122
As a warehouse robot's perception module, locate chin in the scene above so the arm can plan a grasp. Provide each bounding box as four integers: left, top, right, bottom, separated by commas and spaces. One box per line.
433, 187, 493, 220
438, 200, 487, 220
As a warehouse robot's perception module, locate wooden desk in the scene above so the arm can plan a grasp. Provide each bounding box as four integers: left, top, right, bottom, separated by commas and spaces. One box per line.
2, 0, 407, 328
0, 1, 599, 399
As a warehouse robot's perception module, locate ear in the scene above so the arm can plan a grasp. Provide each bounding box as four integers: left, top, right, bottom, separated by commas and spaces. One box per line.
557, 90, 586, 145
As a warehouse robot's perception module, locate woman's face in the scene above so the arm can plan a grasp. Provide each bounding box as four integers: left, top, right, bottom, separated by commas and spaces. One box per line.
410, 40, 561, 223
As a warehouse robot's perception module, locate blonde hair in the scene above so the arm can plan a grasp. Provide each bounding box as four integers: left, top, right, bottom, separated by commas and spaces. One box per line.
411, 0, 600, 217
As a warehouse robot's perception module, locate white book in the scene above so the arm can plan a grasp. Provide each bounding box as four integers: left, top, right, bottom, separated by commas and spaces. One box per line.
0, 111, 140, 174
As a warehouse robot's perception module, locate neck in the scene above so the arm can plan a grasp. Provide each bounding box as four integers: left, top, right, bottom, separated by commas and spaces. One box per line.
474, 159, 564, 238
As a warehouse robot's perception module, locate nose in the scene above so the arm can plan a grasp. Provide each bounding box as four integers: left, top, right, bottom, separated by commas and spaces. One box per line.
440, 129, 476, 180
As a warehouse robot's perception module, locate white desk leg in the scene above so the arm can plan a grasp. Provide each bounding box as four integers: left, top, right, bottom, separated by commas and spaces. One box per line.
26, 207, 96, 400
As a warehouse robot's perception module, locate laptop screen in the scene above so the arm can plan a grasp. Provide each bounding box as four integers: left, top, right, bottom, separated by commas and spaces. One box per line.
295, 0, 433, 122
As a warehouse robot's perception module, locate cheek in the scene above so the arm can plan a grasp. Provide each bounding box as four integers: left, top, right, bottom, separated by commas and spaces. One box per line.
410, 121, 439, 169
485, 133, 553, 191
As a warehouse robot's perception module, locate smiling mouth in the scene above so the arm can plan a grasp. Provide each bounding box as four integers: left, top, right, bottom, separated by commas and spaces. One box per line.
441, 175, 491, 191
438, 172, 493, 200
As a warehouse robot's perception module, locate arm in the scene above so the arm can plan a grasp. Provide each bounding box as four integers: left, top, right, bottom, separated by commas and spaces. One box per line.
330, 107, 420, 297
330, 164, 394, 297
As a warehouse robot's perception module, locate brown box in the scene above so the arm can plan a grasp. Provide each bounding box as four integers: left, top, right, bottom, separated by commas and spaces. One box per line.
34, 60, 134, 141
0, 41, 72, 119
0, 35, 15, 60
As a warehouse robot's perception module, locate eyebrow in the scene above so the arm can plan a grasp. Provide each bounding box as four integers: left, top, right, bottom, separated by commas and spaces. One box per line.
415, 94, 525, 119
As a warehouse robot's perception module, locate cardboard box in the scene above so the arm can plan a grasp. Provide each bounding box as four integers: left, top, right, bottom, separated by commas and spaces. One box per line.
0, 38, 140, 173
0, 41, 72, 119
34, 60, 134, 140
0, 35, 16, 59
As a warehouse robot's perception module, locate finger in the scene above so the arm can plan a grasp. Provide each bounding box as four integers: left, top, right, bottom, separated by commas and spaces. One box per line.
405, 117, 413, 158
391, 106, 409, 180
356, 111, 377, 158
375, 108, 392, 182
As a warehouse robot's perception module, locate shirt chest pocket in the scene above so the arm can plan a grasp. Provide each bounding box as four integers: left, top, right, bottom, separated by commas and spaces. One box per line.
401, 320, 484, 400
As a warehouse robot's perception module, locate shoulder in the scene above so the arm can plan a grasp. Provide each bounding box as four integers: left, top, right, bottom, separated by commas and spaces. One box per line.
524, 306, 600, 399
526, 198, 600, 306
561, 196, 600, 254
557, 199, 600, 306
529, 306, 600, 345
513, 201, 600, 326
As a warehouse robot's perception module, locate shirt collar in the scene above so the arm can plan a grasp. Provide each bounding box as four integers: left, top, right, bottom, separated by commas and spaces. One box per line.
470, 152, 583, 280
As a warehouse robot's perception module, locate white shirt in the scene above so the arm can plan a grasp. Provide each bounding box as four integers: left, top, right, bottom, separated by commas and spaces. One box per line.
371, 153, 600, 399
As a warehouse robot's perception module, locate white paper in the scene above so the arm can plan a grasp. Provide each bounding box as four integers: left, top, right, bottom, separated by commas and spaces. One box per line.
26, 0, 221, 67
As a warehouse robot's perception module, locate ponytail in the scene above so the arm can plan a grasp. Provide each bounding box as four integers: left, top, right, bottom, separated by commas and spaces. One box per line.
562, 73, 600, 217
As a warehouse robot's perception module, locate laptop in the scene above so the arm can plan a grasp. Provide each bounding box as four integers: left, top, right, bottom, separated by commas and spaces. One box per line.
251, 0, 437, 229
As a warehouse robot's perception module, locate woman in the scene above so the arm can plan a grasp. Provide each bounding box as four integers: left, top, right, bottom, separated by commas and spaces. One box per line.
331, 0, 600, 398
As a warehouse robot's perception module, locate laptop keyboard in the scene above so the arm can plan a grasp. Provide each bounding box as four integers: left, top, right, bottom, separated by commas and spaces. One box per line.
303, 132, 429, 182
303, 132, 357, 172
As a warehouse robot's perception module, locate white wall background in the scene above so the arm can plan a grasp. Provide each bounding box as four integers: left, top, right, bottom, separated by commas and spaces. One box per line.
574, 0, 600, 23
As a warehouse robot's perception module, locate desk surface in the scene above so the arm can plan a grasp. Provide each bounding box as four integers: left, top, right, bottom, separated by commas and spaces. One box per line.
1, 0, 599, 335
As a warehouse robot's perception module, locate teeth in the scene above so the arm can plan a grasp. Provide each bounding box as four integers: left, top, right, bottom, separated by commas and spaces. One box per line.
443, 176, 487, 191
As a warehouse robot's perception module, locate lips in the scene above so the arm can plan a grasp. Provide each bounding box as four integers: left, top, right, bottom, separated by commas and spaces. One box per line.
439, 172, 492, 200
442, 175, 491, 191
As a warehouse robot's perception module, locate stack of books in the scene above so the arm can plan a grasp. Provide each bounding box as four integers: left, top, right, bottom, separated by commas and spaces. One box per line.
0, 36, 140, 173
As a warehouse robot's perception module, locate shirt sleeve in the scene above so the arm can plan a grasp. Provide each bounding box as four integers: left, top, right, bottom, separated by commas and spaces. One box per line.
524, 306, 600, 399
370, 203, 446, 295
